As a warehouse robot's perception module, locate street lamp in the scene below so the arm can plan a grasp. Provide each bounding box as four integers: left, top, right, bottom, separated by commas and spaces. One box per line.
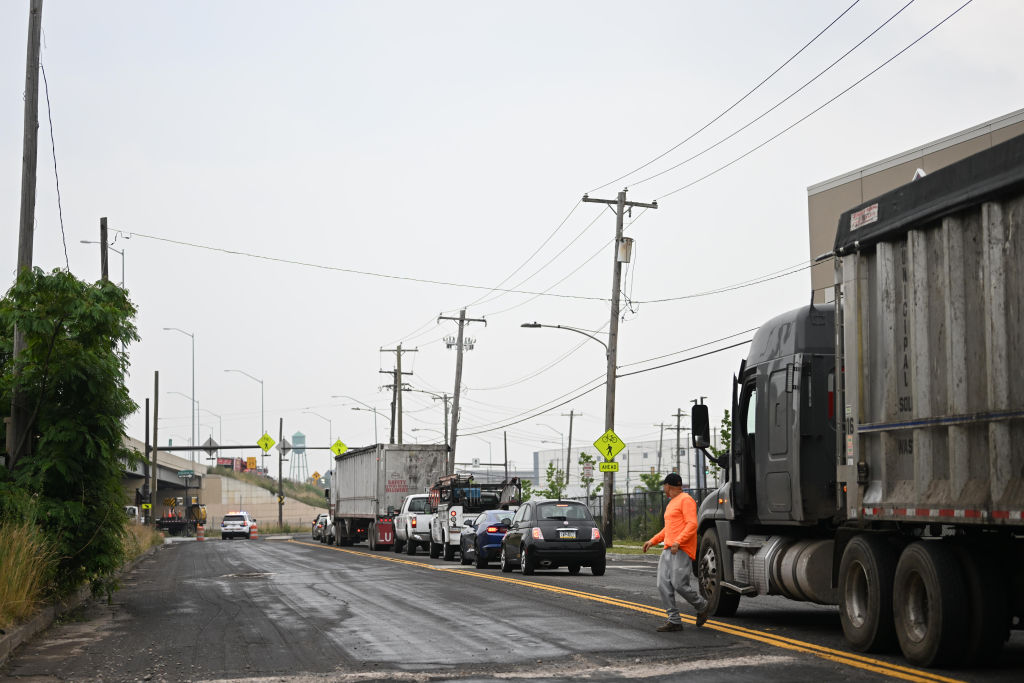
81, 240, 124, 286
225, 368, 264, 435
302, 410, 332, 444
333, 395, 387, 444
522, 320, 615, 542
164, 327, 195, 463
199, 407, 223, 447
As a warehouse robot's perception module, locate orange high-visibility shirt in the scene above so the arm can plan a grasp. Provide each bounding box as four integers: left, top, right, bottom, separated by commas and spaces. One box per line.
647, 492, 699, 560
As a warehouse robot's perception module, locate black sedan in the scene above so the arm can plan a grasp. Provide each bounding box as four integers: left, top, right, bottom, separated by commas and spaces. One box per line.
460, 509, 514, 568
499, 499, 605, 576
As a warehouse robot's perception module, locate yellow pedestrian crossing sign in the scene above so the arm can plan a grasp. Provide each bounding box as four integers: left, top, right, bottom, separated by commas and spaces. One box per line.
257, 433, 275, 452
331, 439, 348, 457
593, 429, 625, 461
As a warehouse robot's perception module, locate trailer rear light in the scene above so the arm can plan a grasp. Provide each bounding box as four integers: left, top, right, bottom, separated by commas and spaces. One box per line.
486, 526, 500, 533
532, 527, 542, 540
591, 527, 601, 540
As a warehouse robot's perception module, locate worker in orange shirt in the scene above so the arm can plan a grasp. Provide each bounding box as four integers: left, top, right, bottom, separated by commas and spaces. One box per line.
642, 472, 709, 632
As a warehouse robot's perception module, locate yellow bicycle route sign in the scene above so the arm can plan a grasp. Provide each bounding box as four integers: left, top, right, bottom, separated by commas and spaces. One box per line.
593, 429, 625, 461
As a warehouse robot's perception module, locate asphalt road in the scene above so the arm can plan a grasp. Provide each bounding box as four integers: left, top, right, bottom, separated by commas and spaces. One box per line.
2, 536, 1022, 682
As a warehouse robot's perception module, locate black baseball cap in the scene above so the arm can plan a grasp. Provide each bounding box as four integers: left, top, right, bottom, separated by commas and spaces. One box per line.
660, 472, 682, 487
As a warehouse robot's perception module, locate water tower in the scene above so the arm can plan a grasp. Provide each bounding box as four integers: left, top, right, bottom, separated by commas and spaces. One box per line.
289, 431, 309, 482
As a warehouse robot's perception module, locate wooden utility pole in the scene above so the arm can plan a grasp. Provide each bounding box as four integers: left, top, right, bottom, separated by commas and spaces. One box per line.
144, 398, 150, 524
666, 409, 688, 484
433, 393, 451, 446
278, 417, 284, 527
100, 217, 109, 281
379, 344, 416, 444
503, 431, 508, 482
582, 189, 657, 546
439, 309, 486, 474
7, 0, 44, 471
655, 422, 665, 475
562, 410, 580, 496
151, 371, 160, 503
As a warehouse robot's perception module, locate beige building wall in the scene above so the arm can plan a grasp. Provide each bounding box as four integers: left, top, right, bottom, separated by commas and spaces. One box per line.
204, 474, 326, 529
807, 109, 1024, 302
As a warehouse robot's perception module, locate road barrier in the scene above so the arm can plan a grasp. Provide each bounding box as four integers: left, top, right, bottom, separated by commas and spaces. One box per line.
250, 524, 258, 540
197, 525, 205, 542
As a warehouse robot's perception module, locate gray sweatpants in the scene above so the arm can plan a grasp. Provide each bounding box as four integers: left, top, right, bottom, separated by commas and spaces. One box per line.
657, 549, 708, 624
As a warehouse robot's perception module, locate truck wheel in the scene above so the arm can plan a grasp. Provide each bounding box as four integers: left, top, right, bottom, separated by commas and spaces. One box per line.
429, 538, 441, 559
954, 546, 1009, 665
500, 546, 512, 573
368, 525, 377, 551
521, 545, 536, 575
893, 541, 967, 667
393, 537, 405, 553
697, 528, 740, 617
406, 538, 417, 556
443, 541, 456, 562
838, 534, 898, 652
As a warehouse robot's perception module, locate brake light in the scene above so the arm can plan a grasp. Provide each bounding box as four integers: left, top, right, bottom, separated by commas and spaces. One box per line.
486, 526, 500, 533
591, 527, 601, 541
532, 527, 542, 540
411, 518, 417, 528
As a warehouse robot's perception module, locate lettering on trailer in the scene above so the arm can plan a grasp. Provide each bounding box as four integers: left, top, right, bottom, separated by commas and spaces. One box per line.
850, 203, 878, 231
385, 478, 409, 493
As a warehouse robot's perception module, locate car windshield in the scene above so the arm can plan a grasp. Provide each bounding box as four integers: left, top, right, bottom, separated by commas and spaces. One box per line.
537, 503, 591, 522
407, 498, 431, 513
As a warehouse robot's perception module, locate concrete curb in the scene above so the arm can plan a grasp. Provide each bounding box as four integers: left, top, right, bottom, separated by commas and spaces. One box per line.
0, 543, 159, 668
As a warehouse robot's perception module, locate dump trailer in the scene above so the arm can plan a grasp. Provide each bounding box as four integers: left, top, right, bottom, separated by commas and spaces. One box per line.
328, 443, 447, 550
692, 134, 1024, 668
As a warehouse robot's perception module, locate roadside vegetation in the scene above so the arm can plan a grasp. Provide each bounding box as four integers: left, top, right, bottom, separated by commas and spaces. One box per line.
1, 269, 139, 626
209, 466, 328, 509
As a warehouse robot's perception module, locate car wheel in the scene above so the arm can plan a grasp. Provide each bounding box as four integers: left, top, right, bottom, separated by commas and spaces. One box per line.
698, 528, 740, 617
443, 541, 456, 562
406, 538, 417, 555
500, 546, 513, 573
475, 542, 488, 569
521, 545, 536, 575
568, 564, 581, 575
590, 558, 606, 576
393, 537, 405, 553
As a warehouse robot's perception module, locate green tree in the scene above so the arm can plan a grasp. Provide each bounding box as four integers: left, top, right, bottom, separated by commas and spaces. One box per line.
577, 452, 603, 499
638, 472, 663, 492
520, 477, 534, 502
536, 461, 567, 499
0, 268, 139, 596
707, 409, 732, 483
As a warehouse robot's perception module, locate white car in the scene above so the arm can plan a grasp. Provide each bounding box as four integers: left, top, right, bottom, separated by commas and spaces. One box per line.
221, 511, 256, 540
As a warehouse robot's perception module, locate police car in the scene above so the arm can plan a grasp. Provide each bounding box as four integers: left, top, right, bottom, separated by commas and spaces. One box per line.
221, 511, 256, 540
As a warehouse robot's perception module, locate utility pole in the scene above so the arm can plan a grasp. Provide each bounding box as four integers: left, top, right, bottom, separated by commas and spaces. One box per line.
503, 431, 508, 482
433, 393, 451, 446
379, 344, 416, 444
143, 398, 150, 524
666, 409, 688, 483
100, 217, 109, 282
439, 309, 486, 475
7, 0, 44, 471
582, 189, 658, 546
151, 371, 160, 507
655, 422, 665, 475
278, 417, 284, 527
562, 410, 580, 496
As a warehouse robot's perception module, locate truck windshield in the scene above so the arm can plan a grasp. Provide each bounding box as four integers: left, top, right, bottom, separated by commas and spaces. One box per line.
408, 498, 430, 513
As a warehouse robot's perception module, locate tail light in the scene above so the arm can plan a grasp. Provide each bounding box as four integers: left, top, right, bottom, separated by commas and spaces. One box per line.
486, 526, 500, 533
532, 527, 542, 540
591, 528, 601, 540
411, 518, 417, 528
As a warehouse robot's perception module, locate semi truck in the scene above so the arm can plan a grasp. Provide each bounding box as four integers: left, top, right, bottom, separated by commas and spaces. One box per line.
427, 474, 522, 561
327, 443, 447, 550
691, 134, 1024, 668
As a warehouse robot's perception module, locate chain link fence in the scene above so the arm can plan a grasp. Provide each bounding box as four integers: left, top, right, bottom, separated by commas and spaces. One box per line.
567, 487, 716, 542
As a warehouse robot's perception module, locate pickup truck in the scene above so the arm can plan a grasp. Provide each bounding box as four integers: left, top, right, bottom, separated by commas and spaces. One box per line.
392, 493, 433, 555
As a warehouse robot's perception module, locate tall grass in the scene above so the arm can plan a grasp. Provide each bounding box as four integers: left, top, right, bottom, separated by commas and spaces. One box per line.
0, 518, 57, 631
123, 524, 164, 561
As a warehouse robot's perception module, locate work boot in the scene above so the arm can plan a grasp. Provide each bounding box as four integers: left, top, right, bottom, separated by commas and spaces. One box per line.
695, 608, 709, 627
656, 622, 683, 632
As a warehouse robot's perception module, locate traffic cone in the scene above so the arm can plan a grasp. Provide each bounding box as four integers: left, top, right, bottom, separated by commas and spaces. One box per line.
250, 524, 258, 540
197, 524, 205, 541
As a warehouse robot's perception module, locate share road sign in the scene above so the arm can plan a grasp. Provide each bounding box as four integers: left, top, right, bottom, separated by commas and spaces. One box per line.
599, 462, 619, 473
593, 429, 625, 461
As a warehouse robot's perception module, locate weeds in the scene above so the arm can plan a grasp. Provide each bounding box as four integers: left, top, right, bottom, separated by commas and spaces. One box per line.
0, 518, 57, 631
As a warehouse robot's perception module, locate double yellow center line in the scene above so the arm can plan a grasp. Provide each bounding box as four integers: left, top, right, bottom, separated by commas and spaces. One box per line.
291, 540, 963, 683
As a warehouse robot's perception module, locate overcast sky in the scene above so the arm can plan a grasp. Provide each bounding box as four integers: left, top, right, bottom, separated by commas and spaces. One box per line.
2, 0, 1021, 483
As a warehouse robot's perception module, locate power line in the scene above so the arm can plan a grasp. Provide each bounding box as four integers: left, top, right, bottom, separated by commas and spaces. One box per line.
630, 0, 916, 189
40, 60, 68, 270
588, 0, 863, 194
653, 0, 974, 202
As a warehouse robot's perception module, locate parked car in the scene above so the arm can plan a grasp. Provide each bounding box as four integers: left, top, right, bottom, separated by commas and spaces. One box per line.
221, 511, 257, 540
460, 509, 514, 568
312, 513, 329, 541
500, 499, 605, 576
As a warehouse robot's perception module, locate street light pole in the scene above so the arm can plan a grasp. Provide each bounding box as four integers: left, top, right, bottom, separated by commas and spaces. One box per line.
164, 328, 195, 463
226, 369, 264, 464
333, 395, 384, 444
302, 410, 332, 443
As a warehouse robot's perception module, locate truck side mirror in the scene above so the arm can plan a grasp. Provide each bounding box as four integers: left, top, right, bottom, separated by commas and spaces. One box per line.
324, 488, 330, 499
691, 404, 711, 449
